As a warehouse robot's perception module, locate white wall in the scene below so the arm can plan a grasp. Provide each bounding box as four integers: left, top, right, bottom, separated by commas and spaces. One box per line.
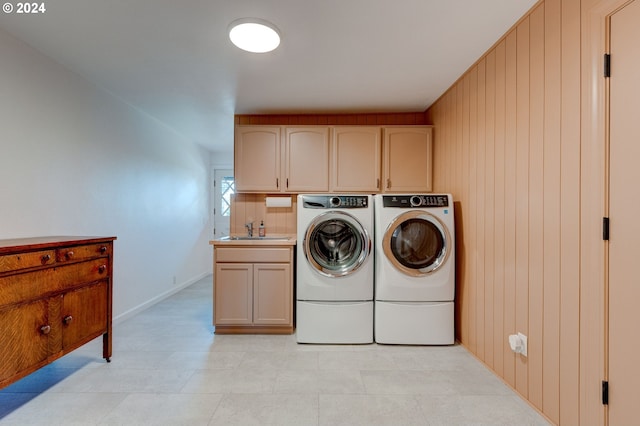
0, 29, 213, 320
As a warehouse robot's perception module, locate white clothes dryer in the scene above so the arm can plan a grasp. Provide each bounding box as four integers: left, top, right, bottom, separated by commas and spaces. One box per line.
297, 194, 374, 344
374, 194, 455, 345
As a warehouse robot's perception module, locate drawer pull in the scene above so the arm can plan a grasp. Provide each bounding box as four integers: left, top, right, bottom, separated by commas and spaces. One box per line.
100, 246, 107, 254
40, 325, 51, 335
65, 251, 74, 260
63, 315, 73, 325
41, 254, 51, 263
98, 265, 107, 274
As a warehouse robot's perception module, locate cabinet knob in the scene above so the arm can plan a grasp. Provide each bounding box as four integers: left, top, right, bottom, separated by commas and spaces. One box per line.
100, 246, 107, 254
41, 254, 51, 264
98, 265, 107, 274
63, 315, 73, 325
65, 251, 74, 260
40, 325, 51, 335
386, 179, 391, 189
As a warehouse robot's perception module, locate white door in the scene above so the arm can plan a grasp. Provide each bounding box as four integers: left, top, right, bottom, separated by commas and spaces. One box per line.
608, 0, 640, 422
213, 169, 234, 239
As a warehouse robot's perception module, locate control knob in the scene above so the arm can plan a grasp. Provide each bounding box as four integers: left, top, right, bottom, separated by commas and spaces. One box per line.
410, 195, 423, 207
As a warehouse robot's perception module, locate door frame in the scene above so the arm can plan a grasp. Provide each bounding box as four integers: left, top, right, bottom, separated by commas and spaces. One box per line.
212, 167, 234, 239
582, 0, 634, 424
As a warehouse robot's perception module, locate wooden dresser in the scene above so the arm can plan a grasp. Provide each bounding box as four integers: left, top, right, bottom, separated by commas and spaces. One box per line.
0, 236, 116, 389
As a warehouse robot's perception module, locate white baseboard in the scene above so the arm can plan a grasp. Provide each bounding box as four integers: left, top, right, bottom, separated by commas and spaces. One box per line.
113, 272, 212, 324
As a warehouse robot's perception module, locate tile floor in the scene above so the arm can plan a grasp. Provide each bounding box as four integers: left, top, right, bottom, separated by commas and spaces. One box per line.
0, 276, 550, 425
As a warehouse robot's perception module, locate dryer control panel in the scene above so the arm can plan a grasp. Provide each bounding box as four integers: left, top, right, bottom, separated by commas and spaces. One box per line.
382, 194, 450, 208
302, 195, 369, 209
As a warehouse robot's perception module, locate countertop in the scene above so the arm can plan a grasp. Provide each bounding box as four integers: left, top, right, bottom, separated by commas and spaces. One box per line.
209, 234, 297, 247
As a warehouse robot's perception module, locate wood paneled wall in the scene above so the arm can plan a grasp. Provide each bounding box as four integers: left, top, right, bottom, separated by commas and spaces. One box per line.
426, 1, 588, 424
230, 194, 297, 235
235, 112, 427, 126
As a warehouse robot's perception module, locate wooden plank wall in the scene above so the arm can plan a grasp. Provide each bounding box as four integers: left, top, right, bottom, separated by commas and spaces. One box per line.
235, 112, 427, 126
230, 194, 297, 235
425, 0, 583, 424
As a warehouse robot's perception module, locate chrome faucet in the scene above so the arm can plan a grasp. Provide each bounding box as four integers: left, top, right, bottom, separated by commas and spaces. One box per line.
245, 222, 253, 237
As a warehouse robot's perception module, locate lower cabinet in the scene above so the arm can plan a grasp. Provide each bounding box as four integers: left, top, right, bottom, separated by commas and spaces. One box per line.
213, 246, 293, 334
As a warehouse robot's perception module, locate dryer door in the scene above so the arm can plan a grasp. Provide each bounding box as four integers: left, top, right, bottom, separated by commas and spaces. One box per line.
303, 211, 371, 278
382, 211, 451, 277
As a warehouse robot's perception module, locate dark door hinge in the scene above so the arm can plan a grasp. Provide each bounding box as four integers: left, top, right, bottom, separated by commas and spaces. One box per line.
602, 380, 609, 405
603, 217, 610, 241
604, 54, 611, 78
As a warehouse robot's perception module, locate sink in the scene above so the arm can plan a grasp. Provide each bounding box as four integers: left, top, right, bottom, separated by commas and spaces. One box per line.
220, 236, 290, 241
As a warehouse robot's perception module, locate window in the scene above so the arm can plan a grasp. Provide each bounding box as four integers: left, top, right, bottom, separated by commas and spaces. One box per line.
220, 176, 235, 217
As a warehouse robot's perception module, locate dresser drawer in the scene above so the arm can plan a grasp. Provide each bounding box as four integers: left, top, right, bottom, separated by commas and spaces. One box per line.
0, 249, 55, 274
215, 247, 291, 263
56, 243, 112, 263
0, 258, 110, 307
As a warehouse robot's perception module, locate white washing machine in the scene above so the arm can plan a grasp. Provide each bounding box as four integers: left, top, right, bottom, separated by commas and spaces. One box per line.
297, 194, 374, 344
374, 194, 455, 345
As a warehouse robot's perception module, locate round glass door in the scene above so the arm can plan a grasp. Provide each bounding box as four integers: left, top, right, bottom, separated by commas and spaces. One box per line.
303, 211, 371, 277
382, 211, 451, 277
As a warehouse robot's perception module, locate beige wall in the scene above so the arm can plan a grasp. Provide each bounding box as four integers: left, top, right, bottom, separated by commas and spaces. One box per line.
426, 0, 615, 424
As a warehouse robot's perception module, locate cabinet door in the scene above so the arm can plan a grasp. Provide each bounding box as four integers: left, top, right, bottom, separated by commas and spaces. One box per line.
253, 263, 291, 325
284, 127, 330, 192
235, 126, 281, 192
0, 299, 50, 384
61, 281, 108, 350
214, 263, 253, 325
383, 127, 433, 192
332, 127, 381, 192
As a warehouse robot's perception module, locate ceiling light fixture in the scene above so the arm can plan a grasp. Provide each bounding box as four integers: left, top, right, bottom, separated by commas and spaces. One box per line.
228, 18, 281, 53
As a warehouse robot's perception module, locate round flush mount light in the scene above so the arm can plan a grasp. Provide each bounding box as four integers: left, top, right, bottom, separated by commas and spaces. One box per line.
229, 18, 281, 53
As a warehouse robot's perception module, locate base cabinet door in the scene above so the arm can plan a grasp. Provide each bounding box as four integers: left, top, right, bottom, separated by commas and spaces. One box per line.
61, 281, 108, 350
214, 263, 253, 325
253, 263, 292, 325
0, 299, 50, 383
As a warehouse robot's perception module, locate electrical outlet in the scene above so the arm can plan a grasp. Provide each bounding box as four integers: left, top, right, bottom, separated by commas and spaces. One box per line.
173, 275, 177, 285
508, 332, 528, 357
518, 332, 528, 357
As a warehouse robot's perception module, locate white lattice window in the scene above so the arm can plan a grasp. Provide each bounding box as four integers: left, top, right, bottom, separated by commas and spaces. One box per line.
220, 176, 235, 217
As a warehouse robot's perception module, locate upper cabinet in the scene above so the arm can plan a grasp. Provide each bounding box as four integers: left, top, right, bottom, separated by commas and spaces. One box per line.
235, 126, 281, 192
382, 126, 433, 193
235, 125, 433, 194
235, 126, 329, 193
284, 127, 330, 192
332, 127, 381, 192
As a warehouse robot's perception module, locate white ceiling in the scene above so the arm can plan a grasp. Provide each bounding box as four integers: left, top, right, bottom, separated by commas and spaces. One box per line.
0, 0, 536, 158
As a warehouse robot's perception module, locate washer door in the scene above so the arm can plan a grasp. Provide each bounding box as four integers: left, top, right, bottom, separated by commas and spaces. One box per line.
304, 211, 371, 278
382, 211, 451, 277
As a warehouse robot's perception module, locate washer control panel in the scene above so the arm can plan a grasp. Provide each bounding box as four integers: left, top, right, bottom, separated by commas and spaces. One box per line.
382, 194, 449, 208
302, 195, 369, 209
